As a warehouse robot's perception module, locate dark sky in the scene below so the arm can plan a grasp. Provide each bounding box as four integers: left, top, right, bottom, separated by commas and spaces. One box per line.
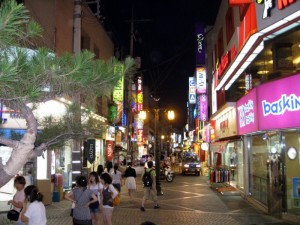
100, 0, 221, 129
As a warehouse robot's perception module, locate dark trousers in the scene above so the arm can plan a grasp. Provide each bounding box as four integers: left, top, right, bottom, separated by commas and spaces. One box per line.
73, 218, 92, 225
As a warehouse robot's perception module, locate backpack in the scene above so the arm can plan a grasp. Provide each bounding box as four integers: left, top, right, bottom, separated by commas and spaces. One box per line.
143, 169, 153, 187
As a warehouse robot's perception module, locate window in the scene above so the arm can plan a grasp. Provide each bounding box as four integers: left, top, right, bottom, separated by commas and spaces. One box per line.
94, 46, 100, 59
81, 36, 90, 51
226, 8, 235, 44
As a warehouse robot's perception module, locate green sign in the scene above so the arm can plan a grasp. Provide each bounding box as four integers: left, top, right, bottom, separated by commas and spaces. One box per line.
113, 65, 124, 102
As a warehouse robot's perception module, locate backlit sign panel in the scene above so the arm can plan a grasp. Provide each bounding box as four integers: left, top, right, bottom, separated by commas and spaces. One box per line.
196, 67, 207, 94
257, 73, 300, 130
113, 65, 124, 102
195, 23, 205, 65
199, 94, 208, 121
237, 73, 300, 134
189, 77, 196, 104
237, 88, 258, 135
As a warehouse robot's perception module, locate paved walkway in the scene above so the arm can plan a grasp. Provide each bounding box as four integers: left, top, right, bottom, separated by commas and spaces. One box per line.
0, 175, 299, 225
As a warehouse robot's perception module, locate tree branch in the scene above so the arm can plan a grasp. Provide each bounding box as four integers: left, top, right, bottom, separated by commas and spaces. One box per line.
0, 136, 19, 148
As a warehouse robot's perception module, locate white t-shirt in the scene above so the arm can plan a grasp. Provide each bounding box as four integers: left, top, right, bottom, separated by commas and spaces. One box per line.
89, 182, 103, 201
24, 201, 47, 225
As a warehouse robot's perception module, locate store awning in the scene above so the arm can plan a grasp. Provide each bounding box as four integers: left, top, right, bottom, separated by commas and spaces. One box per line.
209, 141, 229, 153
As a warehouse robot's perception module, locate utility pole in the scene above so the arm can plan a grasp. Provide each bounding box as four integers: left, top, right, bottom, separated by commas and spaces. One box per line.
71, 0, 82, 184
126, 1, 151, 165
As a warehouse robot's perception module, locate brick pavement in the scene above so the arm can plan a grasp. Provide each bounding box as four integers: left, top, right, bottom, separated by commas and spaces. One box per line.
0, 175, 298, 225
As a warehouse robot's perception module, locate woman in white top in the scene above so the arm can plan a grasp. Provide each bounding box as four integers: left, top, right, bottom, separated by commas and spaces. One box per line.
21, 185, 46, 225
100, 173, 118, 225
88, 171, 103, 225
8, 176, 26, 225
110, 164, 122, 192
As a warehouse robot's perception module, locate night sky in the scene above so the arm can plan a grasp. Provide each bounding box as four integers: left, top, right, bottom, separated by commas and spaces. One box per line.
100, 0, 221, 129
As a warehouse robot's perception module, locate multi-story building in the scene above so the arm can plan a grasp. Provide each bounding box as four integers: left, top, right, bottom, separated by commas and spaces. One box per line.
206, 0, 300, 222
0, 0, 117, 197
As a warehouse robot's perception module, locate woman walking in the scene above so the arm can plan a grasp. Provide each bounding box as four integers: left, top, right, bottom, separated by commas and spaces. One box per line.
124, 162, 137, 200
65, 176, 98, 225
100, 173, 118, 225
8, 176, 26, 225
110, 164, 122, 192
20, 185, 46, 225
88, 172, 103, 225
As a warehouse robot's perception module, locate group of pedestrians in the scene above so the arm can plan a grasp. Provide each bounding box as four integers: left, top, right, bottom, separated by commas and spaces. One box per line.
7, 161, 158, 225
65, 161, 138, 225
7, 175, 47, 225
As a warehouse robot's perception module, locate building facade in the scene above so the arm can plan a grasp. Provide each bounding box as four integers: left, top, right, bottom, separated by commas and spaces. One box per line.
206, 0, 300, 222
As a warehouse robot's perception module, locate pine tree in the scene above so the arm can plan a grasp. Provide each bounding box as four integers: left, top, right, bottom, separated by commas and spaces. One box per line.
0, 0, 134, 187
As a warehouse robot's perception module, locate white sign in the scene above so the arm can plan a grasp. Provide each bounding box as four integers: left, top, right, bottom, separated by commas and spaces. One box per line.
196, 67, 207, 94
189, 77, 196, 104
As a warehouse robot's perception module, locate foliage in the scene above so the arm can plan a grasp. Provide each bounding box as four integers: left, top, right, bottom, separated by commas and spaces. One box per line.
0, 0, 135, 148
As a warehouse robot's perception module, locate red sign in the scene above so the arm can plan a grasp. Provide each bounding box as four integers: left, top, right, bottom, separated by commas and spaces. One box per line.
231, 45, 237, 61
277, 0, 296, 10
239, 3, 257, 49
217, 51, 230, 78
106, 140, 114, 162
220, 119, 229, 133
210, 120, 216, 141
229, 0, 253, 6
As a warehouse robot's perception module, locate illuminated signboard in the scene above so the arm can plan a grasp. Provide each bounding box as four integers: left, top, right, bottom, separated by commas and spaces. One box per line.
113, 64, 124, 102
136, 77, 143, 112
196, 67, 207, 94
237, 73, 300, 134
229, 0, 253, 5
198, 94, 208, 121
189, 77, 196, 104
237, 88, 258, 135
195, 23, 205, 65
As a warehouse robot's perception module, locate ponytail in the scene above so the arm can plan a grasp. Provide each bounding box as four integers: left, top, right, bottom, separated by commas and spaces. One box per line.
24, 185, 43, 202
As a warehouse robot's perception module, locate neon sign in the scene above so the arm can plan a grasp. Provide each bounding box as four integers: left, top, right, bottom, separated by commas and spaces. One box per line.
262, 94, 300, 116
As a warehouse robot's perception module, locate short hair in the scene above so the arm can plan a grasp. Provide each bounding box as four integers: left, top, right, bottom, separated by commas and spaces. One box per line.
147, 161, 153, 168
24, 185, 43, 202
100, 172, 112, 184
76, 176, 88, 187
14, 176, 26, 186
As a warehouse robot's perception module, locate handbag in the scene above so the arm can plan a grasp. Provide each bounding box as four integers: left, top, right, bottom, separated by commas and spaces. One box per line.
89, 199, 99, 209
7, 209, 20, 221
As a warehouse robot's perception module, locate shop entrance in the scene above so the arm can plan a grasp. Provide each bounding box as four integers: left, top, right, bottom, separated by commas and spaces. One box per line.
267, 133, 284, 216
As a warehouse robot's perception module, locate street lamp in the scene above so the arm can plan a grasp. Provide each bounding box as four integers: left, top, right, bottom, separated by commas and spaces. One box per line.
140, 109, 175, 195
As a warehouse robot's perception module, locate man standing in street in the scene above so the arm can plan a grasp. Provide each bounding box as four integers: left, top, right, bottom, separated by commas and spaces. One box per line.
140, 161, 160, 211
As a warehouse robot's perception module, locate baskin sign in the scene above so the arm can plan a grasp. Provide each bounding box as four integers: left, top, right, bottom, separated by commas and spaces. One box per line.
257, 73, 300, 130
237, 88, 258, 135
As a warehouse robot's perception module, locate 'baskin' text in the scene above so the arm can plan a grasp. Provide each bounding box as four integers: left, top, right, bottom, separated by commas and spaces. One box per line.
262, 94, 300, 116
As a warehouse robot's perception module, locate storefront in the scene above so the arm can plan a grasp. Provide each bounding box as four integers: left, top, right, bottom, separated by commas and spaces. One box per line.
237, 74, 300, 217
209, 102, 244, 190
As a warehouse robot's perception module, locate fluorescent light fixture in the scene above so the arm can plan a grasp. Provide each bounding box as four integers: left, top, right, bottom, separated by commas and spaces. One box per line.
253, 43, 264, 54
246, 54, 258, 62
257, 70, 269, 75
240, 60, 252, 69
72, 160, 81, 163
272, 21, 300, 37
72, 171, 81, 174
261, 19, 287, 34
285, 11, 300, 21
